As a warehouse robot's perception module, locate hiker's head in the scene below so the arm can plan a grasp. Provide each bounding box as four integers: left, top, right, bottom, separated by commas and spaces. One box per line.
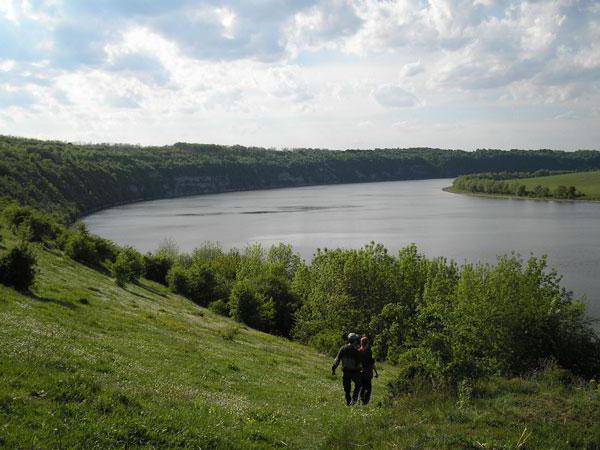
347, 333, 360, 347
360, 336, 370, 348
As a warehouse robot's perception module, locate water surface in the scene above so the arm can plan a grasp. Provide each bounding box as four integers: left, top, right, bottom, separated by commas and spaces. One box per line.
85, 179, 600, 318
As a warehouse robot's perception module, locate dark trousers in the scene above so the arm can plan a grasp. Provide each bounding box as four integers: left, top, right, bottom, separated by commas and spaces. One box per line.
360, 375, 372, 405
342, 370, 361, 405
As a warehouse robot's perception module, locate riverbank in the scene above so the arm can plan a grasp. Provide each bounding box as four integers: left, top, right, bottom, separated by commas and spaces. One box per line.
444, 186, 600, 203
446, 170, 600, 203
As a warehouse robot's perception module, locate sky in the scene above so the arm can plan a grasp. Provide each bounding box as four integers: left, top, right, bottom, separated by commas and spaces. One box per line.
0, 0, 599, 150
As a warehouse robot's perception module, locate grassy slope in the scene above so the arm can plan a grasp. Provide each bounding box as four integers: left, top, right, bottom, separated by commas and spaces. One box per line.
513, 170, 600, 199
2, 237, 600, 448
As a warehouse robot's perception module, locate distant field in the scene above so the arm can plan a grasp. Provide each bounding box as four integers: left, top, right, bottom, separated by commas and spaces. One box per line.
512, 170, 600, 199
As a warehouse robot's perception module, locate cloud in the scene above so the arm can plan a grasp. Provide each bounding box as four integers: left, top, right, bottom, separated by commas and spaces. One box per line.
372, 84, 419, 108
400, 61, 424, 78
0, 0, 599, 149
0, 87, 36, 108
108, 52, 171, 86
106, 93, 142, 109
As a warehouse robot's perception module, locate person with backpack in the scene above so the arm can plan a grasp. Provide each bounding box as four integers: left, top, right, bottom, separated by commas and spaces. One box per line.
331, 333, 363, 405
358, 335, 378, 405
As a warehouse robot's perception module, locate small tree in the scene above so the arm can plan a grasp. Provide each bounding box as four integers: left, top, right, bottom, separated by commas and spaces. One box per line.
2, 204, 60, 243
167, 265, 190, 297
111, 246, 144, 287
0, 244, 36, 291
186, 263, 217, 306
65, 228, 99, 266
143, 253, 173, 285
229, 280, 262, 327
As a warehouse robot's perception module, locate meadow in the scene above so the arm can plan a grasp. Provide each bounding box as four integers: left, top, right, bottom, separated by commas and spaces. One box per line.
2, 229, 600, 448
512, 170, 600, 199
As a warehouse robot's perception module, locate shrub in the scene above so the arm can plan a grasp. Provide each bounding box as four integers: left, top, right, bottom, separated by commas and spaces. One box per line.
2, 204, 61, 242
209, 299, 230, 316
143, 253, 173, 285
308, 330, 344, 357
186, 263, 217, 306
64, 229, 99, 266
219, 324, 240, 341
111, 247, 144, 287
387, 348, 450, 396
0, 244, 36, 291
167, 265, 190, 297
229, 281, 263, 328
64, 224, 116, 268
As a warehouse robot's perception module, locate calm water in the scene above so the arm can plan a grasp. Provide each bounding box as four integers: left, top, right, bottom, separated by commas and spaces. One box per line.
84, 179, 600, 318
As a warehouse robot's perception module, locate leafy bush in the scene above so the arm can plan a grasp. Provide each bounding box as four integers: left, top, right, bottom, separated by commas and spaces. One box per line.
64, 224, 117, 268
229, 280, 275, 330
208, 299, 230, 316
186, 263, 217, 306
167, 265, 190, 297
218, 324, 240, 341
0, 244, 36, 291
2, 204, 61, 242
143, 253, 173, 285
111, 247, 144, 286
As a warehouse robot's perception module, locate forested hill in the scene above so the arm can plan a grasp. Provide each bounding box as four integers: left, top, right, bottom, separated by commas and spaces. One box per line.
2, 134, 600, 220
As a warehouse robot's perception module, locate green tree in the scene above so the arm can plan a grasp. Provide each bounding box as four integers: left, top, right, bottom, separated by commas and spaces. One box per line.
111, 246, 144, 286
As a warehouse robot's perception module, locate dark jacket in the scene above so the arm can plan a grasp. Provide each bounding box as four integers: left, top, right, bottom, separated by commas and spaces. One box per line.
359, 346, 375, 378
332, 343, 362, 372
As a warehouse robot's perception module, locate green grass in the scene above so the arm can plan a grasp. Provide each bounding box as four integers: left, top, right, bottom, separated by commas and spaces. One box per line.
2, 234, 600, 448
512, 170, 600, 199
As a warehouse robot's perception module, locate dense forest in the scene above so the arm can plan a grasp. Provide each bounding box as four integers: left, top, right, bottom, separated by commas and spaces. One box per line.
2, 135, 600, 221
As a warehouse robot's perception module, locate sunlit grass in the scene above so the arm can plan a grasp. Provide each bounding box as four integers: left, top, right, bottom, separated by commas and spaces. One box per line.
1, 238, 600, 448
511, 170, 600, 199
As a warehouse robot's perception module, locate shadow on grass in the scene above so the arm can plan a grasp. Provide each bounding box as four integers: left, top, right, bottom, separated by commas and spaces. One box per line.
139, 283, 168, 298
32, 293, 78, 309
123, 287, 154, 301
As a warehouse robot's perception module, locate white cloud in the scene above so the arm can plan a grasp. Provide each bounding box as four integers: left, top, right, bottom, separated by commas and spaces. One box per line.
400, 61, 424, 78
0, 0, 598, 149
372, 84, 419, 108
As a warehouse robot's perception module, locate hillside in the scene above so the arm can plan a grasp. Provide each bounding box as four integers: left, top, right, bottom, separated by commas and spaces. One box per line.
513, 170, 600, 200
2, 234, 600, 448
0, 233, 396, 448
2, 135, 600, 221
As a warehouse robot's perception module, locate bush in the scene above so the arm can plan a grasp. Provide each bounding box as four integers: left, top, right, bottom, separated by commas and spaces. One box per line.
167, 265, 190, 297
143, 253, 173, 285
209, 299, 230, 316
186, 263, 217, 306
64, 224, 117, 268
308, 330, 344, 357
219, 324, 240, 341
229, 280, 275, 330
0, 244, 36, 291
387, 348, 450, 396
2, 204, 61, 243
64, 229, 99, 266
111, 247, 144, 287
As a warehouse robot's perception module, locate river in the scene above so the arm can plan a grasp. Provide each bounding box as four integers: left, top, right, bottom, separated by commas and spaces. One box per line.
84, 178, 600, 318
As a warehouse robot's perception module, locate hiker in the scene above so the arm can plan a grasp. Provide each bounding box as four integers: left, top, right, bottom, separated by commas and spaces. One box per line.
331, 333, 363, 405
358, 335, 378, 405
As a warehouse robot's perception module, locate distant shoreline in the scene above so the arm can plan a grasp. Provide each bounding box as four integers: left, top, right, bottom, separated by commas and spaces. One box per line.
443, 186, 600, 204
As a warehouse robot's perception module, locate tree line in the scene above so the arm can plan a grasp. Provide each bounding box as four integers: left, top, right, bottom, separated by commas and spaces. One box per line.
2, 203, 599, 389
2, 135, 600, 221
452, 171, 585, 199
